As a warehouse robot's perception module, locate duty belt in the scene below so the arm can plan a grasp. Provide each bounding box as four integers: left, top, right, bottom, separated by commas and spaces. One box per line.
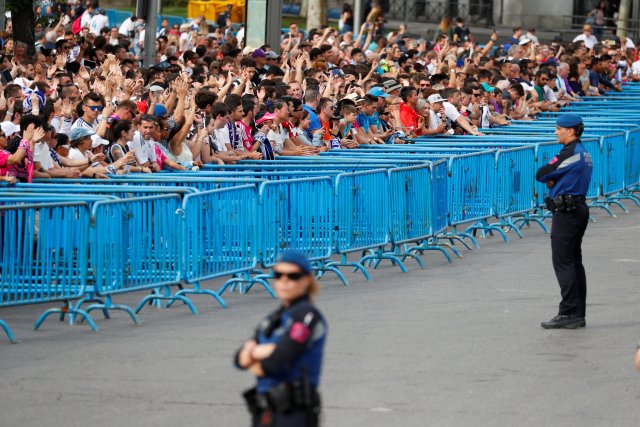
545, 194, 586, 213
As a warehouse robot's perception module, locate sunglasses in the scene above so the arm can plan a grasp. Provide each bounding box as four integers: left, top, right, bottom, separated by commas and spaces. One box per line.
472, 93, 481, 97
273, 270, 306, 280
87, 105, 104, 111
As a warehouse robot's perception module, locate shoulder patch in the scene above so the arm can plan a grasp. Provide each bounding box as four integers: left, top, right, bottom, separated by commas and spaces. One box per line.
548, 156, 558, 165
289, 322, 311, 344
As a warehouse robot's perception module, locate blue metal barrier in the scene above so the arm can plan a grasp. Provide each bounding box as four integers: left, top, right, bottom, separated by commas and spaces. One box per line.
494, 146, 546, 236
322, 169, 390, 283
175, 185, 275, 306
80, 195, 188, 323
258, 177, 335, 274
446, 151, 497, 244
1, 202, 94, 342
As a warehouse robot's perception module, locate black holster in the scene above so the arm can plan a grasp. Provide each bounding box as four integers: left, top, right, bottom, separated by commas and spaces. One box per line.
244, 383, 321, 415
545, 195, 581, 213
243, 387, 269, 416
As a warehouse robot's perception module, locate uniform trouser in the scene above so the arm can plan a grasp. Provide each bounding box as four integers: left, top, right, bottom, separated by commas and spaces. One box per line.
550, 202, 589, 317
252, 409, 319, 427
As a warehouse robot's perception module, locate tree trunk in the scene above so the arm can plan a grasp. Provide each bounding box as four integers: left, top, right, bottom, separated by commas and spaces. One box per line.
300, 0, 308, 18
617, 0, 631, 38
8, 1, 36, 56
306, 0, 325, 30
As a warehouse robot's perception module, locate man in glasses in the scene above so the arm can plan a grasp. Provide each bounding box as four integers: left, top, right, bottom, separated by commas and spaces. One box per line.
532, 70, 560, 112
71, 92, 114, 138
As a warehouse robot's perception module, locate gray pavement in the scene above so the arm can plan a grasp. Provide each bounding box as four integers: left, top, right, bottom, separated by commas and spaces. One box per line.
1, 203, 640, 426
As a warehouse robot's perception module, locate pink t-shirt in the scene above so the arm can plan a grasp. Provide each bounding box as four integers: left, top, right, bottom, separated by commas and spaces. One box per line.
0, 150, 11, 176
153, 143, 168, 169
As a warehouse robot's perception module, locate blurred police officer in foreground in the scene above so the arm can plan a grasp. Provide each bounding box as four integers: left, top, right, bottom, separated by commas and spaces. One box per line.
235, 250, 327, 426
536, 114, 593, 329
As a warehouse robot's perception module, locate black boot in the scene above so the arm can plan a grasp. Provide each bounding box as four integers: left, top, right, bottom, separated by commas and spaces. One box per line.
541, 315, 586, 329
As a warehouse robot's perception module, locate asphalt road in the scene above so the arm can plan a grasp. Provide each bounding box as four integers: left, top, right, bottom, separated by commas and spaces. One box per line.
1, 203, 639, 427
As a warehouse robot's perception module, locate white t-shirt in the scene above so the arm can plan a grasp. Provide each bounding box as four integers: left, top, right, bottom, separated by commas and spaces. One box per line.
266, 124, 288, 154
480, 105, 491, 129
80, 11, 92, 28
89, 14, 110, 36
443, 102, 461, 125
34, 142, 54, 170
572, 34, 598, 49
211, 128, 229, 152
179, 32, 192, 52
128, 131, 157, 164
631, 60, 640, 76
543, 85, 558, 102
119, 17, 135, 36
68, 147, 87, 161
71, 117, 98, 131
428, 110, 444, 130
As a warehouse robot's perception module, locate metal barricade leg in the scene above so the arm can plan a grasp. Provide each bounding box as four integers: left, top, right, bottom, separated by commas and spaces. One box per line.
512, 213, 549, 234
608, 191, 640, 207
313, 261, 351, 286
34, 305, 99, 332
136, 285, 199, 314
465, 219, 510, 242
603, 196, 630, 213
221, 272, 276, 298
325, 254, 372, 282
73, 296, 111, 322
588, 199, 617, 218
85, 295, 140, 325
406, 238, 455, 263
438, 226, 479, 249
0, 319, 18, 344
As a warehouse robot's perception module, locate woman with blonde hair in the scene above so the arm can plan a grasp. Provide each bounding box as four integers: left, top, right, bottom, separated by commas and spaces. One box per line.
235, 250, 327, 427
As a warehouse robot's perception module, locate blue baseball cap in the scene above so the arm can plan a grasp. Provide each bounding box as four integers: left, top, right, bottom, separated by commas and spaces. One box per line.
556, 114, 583, 128
69, 127, 95, 141
153, 104, 168, 118
277, 250, 312, 275
368, 87, 390, 98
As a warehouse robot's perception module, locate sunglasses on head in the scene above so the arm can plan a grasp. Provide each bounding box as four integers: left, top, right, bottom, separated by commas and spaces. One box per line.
87, 105, 104, 111
273, 270, 306, 280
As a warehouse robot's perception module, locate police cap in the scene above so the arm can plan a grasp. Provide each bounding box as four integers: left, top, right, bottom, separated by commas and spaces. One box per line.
277, 250, 312, 275
556, 114, 583, 128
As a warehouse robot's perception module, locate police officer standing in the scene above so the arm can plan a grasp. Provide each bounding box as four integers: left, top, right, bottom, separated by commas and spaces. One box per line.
536, 114, 593, 329
235, 250, 327, 426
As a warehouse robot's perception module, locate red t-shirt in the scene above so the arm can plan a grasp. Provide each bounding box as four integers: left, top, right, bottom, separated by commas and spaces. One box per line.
236, 120, 254, 151
399, 102, 423, 135
320, 118, 332, 141
280, 120, 300, 139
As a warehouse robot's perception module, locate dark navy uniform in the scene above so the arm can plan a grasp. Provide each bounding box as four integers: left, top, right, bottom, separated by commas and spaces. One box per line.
235, 295, 327, 426
536, 114, 593, 328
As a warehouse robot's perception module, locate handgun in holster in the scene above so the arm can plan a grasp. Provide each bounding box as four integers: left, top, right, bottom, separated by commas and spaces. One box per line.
243, 387, 268, 416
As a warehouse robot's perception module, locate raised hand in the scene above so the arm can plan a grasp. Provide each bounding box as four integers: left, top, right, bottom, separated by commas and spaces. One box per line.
61, 98, 73, 117
31, 127, 46, 143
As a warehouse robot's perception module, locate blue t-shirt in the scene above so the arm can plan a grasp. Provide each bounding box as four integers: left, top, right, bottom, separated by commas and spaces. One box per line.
303, 105, 321, 139
356, 112, 371, 133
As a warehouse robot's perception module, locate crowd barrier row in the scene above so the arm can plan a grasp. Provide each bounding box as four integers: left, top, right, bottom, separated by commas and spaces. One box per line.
2, 95, 640, 342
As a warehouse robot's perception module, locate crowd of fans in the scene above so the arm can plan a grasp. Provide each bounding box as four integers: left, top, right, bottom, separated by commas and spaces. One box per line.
0, 1, 636, 183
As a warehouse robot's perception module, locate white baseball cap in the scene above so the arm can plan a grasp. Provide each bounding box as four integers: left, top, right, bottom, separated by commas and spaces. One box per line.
0, 121, 20, 137
427, 94, 445, 103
